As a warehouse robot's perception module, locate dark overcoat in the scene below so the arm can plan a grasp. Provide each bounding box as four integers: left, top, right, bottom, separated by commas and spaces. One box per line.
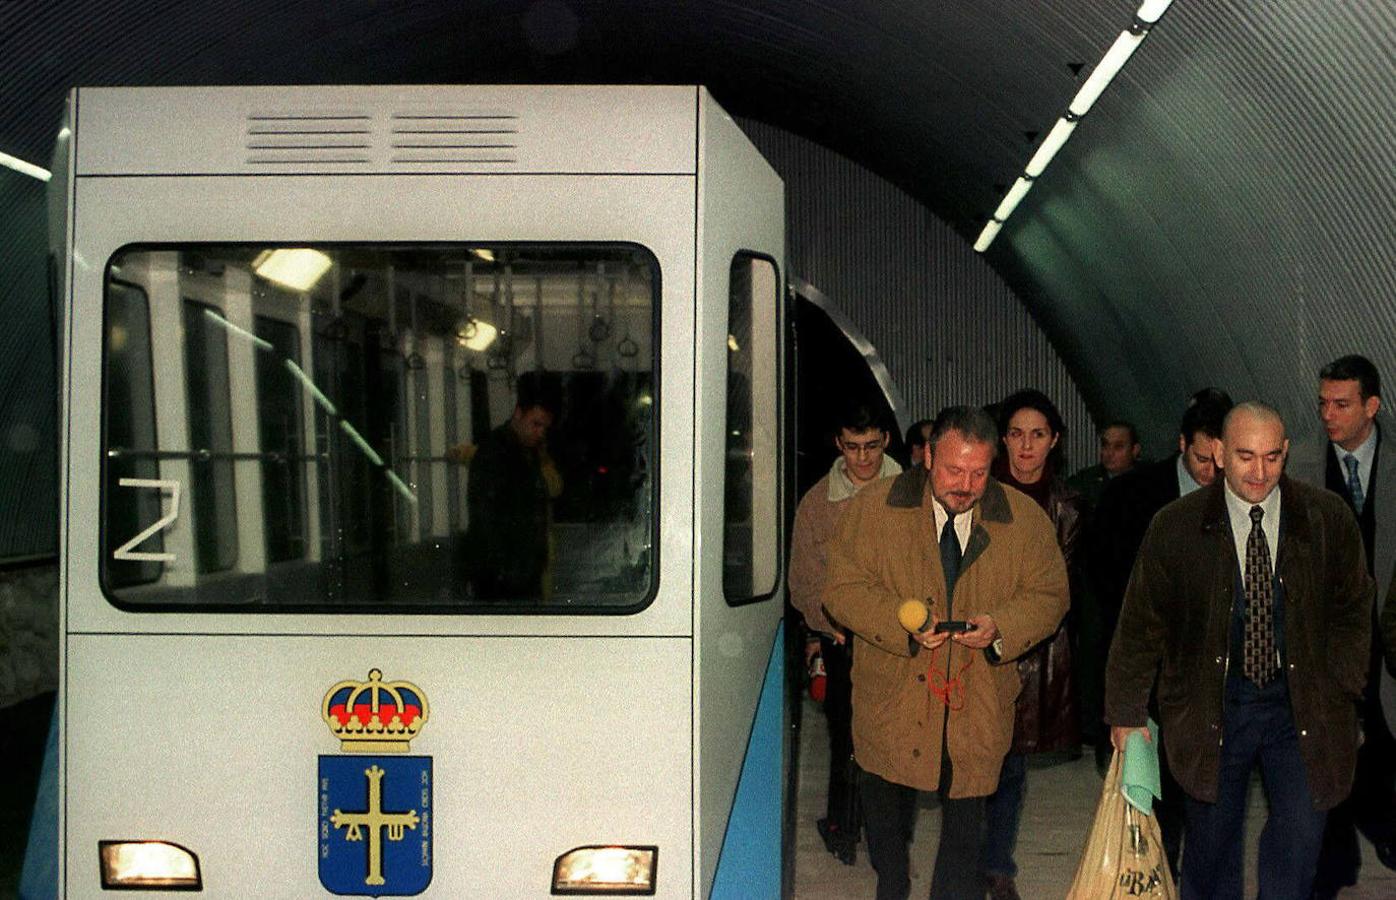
1104, 476, 1372, 809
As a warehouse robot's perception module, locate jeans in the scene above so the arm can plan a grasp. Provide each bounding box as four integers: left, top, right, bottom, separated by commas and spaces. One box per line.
1179, 678, 1326, 900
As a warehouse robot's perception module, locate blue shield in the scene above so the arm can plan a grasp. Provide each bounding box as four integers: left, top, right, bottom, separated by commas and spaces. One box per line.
318, 756, 432, 896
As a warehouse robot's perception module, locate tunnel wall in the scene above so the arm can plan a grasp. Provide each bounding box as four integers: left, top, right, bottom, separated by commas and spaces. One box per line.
740, 119, 1098, 472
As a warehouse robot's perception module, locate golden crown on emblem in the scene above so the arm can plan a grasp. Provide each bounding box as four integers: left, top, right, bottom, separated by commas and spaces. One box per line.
321, 668, 430, 753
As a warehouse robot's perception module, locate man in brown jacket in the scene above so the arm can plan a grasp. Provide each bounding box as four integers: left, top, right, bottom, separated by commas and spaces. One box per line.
823, 406, 1069, 900
789, 400, 901, 863
1106, 403, 1372, 899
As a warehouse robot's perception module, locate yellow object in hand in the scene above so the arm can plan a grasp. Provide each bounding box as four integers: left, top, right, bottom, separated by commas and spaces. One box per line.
897, 599, 931, 633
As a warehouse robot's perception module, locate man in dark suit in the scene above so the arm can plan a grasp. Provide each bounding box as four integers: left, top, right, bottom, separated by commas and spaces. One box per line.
1288, 354, 1396, 897
1085, 388, 1232, 873
1107, 402, 1372, 899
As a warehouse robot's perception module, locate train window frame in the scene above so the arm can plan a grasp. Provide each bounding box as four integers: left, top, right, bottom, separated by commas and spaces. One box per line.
102, 277, 163, 589
722, 250, 783, 607
95, 241, 663, 616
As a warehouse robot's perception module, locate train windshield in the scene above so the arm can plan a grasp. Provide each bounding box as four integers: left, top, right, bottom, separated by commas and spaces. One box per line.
100, 244, 658, 613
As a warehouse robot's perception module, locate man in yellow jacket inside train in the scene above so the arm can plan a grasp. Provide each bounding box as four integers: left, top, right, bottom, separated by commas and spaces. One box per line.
823, 405, 1070, 900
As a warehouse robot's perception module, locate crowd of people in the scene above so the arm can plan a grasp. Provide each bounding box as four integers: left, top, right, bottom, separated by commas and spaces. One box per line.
790, 354, 1396, 900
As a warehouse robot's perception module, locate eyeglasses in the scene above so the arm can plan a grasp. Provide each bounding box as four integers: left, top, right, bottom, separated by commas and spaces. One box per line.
838, 438, 885, 456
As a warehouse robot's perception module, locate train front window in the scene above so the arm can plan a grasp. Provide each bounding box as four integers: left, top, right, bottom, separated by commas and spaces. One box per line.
100, 245, 658, 613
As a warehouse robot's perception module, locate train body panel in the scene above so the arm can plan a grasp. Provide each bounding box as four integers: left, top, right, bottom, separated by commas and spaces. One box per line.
53, 84, 786, 897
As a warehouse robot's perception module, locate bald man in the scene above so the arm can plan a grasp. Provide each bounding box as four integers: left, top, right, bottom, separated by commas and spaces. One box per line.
1106, 403, 1372, 899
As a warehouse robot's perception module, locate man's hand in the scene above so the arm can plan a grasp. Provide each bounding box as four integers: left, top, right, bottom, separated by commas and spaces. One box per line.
913, 617, 951, 651
1110, 725, 1151, 753
952, 614, 998, 650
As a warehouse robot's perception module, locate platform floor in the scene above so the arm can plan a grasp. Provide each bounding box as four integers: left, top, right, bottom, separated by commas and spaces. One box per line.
792, 696, 1396, 898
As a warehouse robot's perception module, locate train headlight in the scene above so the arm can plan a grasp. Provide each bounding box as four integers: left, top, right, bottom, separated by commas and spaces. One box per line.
551, 845, 657, 895
98, 840, 202, 890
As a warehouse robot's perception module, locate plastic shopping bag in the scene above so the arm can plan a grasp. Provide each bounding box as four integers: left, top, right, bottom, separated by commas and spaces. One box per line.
1066, 747, 1177, 899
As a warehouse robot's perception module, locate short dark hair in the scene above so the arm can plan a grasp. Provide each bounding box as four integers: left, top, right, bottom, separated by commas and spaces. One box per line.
515, 371, 561, 417
1320, 354, 1381, 400
1179, 387, 1232, 443
834, 399, 885, 435
927, 406, 999, 456
1101, 420, 1140, 445
905, 418, 934, 451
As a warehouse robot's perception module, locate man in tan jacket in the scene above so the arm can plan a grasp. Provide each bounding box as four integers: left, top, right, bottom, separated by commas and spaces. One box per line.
823, 406, 1069, 900
789, 400, 902, 864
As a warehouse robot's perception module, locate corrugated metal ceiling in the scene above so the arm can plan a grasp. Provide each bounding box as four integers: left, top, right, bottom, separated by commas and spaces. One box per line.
2, 0, 1393, 444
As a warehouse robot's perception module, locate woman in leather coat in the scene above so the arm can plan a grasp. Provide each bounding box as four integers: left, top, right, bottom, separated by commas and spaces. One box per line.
980, 388, 1083, 900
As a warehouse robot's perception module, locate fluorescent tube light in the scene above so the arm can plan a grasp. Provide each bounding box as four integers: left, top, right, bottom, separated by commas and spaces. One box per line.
1068, 30, 1145, 117
993, 177, 1035, 222
0, 150, 51, 182
1136, 0, 1173, 24
973, 220, 1003, 253
252, 248, 333, 291
1025, 118, 1078, 178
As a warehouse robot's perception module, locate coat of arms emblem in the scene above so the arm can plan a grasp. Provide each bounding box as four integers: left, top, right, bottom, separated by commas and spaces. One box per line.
318, 669, 432, 896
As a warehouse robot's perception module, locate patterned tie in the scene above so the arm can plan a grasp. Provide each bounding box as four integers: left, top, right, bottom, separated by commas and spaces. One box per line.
1243, 505, 1277, 686
1344, 454, 1365, 515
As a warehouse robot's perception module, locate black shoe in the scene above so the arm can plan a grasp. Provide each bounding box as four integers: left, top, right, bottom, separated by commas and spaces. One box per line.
1374, 840, 1396, 871
816, 817, 857, 866
1094, 741, 1111, 778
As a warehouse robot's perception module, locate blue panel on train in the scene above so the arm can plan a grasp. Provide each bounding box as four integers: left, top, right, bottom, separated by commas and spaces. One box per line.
318, 756, 433, 897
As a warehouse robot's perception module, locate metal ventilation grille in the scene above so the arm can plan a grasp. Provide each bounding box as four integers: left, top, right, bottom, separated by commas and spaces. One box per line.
388, 112, 519, 165
245, 112, 374, 165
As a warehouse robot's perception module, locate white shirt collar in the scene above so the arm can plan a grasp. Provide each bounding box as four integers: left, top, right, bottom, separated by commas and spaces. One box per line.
1222, 479, 1281, 566
930, 494, 972, 556
1176, 454, 1203, 496
1332, 422, 1378, 487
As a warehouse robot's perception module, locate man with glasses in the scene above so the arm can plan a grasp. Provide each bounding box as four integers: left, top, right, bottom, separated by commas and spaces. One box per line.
790, 399, 901, 864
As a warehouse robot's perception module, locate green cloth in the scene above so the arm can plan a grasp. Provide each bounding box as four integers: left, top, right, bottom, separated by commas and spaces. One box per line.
1122, 718, 1162, 815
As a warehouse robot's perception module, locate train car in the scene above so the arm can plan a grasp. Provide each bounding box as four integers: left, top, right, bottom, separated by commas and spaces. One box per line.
49, 84, 786, 897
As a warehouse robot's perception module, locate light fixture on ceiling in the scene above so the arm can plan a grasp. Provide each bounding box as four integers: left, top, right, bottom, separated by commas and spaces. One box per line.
1067, 30, 1146, 118
456, 316, 498, 351
974, 0, 1173, 252
0, 150, 51, 182
973, 220, 1003, 253
252, 248, 333, 291
993, 176, 1035, 222
1024, 118, 1078, 178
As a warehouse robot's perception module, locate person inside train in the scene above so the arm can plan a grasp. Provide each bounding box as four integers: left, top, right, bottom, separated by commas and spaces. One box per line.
458, 372, 564, 602
1287, 354, 1396, 896
821, 405, 1068, 900
789, 398, 902, 864
979, 388, 1082, 900
1085, 387, 1233, 875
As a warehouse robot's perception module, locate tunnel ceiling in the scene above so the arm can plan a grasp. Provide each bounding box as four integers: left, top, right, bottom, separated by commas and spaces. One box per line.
4, 0, 1395, 440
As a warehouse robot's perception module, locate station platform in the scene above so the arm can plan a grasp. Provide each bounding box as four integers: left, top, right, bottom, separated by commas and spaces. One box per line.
791, 696, 1396, 898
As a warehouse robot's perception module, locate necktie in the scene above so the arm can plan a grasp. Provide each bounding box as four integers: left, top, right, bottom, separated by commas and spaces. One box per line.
940, 515, 962, 604
1344, 454, 1365, 515
1242, 505, 1277, 686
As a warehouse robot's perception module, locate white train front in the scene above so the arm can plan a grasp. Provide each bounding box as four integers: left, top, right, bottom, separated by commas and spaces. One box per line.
52, 84, 787, 897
